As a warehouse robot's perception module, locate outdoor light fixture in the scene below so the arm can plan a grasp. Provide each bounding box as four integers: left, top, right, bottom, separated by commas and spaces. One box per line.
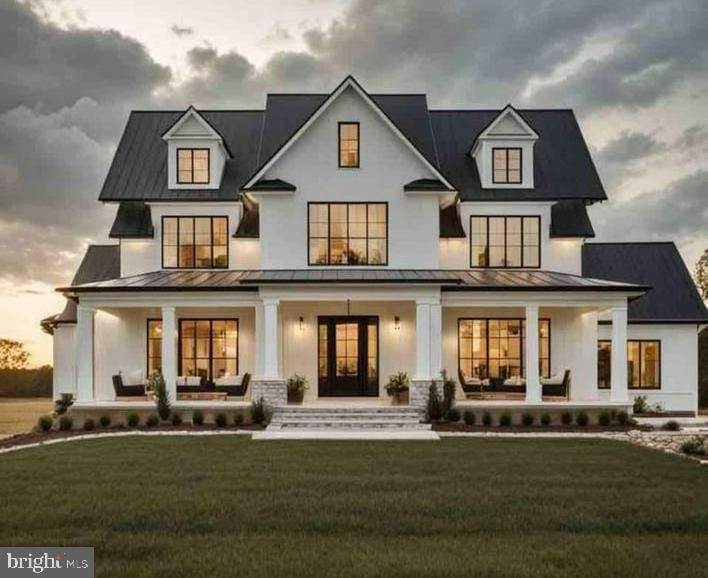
299, 316, 305, 331
394, 316, 401, 330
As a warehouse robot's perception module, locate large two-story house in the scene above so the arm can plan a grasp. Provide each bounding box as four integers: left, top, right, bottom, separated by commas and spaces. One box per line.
43, 76, 707, 415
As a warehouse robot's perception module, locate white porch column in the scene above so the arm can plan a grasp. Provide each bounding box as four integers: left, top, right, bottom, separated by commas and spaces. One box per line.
415, 300, 431, 380
262, 298, 281, 379
161, 306, 177, 401
610, 305, 629, 402
429, 302, 442, 378
75, 305, 95, 402
525, 305, 541, 402
254, 303, 265, 377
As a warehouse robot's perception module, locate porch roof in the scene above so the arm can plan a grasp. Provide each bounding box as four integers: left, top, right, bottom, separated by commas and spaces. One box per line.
59, 268, 648, 293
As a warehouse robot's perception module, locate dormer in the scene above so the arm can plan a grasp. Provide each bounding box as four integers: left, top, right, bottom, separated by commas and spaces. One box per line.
162, 106, 232, 189
470, 105, 538, 189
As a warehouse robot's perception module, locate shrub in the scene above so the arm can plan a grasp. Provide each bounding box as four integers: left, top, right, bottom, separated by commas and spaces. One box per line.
521, 413, 534, 427
440, 370, 456, 415
680, 437, 706, 457
192, 410, 204, 426
445, 408, 461, 422
540, 413, 551, 426
171, 412, 183, 426
287, 373, 309, 403
598, 411, 611, 426
58, 415, 73, 431
250, 397, 268, 425
560, 411, 572, 426
576, 412, 589, 426
126, 412, 140, 427
145, 414, 159, 428
83, 418, 95, 431
149, 371, 171, 421
53, 393, 74, 416
463, 411, 476, 426
99, 414, 111, 428
37, 414, 53, 432
482, 411, 492, 426
633, 395, 649, 414
499, 412, 512, 427
616, 411, 630, 426
425, 381, 443, 421
215, 412, 228, 428
662, 420, 681, 431
385, 372, 410, 398
234, 413, 245, 426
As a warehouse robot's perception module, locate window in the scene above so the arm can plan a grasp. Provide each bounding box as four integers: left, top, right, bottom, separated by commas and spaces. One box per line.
597, 340, 661, 389
470, 216, 540, 268
308, 203, 387, 265
147, 320, 162, 375
179, 319, 238, 383
459, 318, 550, 380
177, 148, 210, 184
492, 148, 522, 184
339, 122, 360, 167
162, 216, 228, 269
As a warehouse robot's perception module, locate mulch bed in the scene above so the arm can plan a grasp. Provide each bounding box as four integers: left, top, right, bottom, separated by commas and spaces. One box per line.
433, 422, 651, 433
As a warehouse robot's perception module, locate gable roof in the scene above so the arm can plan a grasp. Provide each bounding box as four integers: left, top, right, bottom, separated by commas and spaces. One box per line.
109, 202, 154, 238
161, 106, 233, 157
582, 242, 708, 323
550, 200, 595, 238
471, 104, 539, 154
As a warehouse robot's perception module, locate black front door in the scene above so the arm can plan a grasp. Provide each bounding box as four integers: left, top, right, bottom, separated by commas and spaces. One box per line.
318, 316, 378, 397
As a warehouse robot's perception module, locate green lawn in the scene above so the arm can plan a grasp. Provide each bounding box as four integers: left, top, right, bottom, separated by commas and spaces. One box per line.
1, 437, 707, 577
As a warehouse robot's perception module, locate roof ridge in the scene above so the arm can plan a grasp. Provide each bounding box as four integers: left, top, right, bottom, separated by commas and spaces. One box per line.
429, 108, 574, 113
584, 241, 677, 246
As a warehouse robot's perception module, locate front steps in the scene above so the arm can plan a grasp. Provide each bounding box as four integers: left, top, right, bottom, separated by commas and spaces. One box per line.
253, 406, 440, 440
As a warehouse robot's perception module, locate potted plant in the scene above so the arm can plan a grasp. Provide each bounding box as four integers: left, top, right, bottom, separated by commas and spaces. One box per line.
286, 373, 308, 403
385, 372, 410, 405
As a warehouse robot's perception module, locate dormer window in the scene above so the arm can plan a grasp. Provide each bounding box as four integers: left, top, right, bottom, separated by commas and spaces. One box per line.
177, 148, 210, 184
338, 122, 360, 168
492, 148, 522, 184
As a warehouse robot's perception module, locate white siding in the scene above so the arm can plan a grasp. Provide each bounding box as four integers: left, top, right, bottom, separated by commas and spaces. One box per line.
52, 324, 76, 399
166, 139, 226, 190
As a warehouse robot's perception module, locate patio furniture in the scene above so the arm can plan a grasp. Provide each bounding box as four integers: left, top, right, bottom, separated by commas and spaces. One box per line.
541, 370, 571, 398
112, 374, 146, 397
176, 375, 213, 394
177, 391, 228, 401
458, 369, 484, 393
214, 373, 251, 397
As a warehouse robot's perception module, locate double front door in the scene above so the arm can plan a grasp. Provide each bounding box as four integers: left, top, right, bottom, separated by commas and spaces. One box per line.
318, 316, 378, 397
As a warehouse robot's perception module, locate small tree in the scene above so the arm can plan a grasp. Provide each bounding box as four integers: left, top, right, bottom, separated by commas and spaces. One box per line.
694, 248, 708, 299
440, 370, 456, 414
0, 338, 29, 370
426, 380, 442, 422
149, 371, 171, 421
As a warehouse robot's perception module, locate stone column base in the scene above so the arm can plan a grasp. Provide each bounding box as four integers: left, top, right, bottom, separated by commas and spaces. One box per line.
251, 379, 287, 407
410, 379, 442, 408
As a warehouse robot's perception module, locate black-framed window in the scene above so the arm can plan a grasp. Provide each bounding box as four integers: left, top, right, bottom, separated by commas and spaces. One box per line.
470, 215, 540, 268
459, 318, 550, 380
308, 202, 387, 265
179, 319, 238, 383
492, 148, 522, 184
147, 319, 162, 375
597, 340, 661, 389
177, 148, 210, 184
339, 122, 360, 167
162, 216, 228, 269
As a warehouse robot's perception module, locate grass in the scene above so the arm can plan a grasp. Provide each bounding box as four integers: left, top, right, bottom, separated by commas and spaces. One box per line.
0, 397, 52, 434
1, 437, 707, 577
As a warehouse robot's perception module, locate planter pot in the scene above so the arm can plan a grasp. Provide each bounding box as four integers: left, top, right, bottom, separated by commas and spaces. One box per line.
391, 390, 410, 405
287, 391, 304, 404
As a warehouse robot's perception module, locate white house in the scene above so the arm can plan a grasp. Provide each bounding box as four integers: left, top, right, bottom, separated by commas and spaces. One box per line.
42, 76, 707, 416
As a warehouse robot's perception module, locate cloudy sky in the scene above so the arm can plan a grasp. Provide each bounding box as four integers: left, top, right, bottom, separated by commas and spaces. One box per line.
1, 0, 706, 365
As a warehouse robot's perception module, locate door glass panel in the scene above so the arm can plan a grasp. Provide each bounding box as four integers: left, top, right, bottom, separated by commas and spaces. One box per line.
367, 321, 378, 381
336, 322, 358, 376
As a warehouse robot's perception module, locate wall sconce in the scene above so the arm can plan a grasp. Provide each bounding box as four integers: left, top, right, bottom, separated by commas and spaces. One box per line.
394, 316, 401, 330
299, 316, 305, 331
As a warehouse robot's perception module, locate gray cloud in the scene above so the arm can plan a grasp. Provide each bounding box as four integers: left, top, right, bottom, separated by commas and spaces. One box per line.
170, 24, 194, 37
676, 124, 708, 150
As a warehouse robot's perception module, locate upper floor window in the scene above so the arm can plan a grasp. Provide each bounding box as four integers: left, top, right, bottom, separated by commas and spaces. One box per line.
162, 216, 228, 269
308, 203, 387, 266
339, 122, 360, 168
470, 215, 540, 268
177, 148, 210, 184
597, 340, 661, 389
492, 148, 522, 184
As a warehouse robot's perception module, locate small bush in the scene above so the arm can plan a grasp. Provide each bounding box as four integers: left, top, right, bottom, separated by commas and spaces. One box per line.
37, 414, 53, 432
662, 420, 681, 431
521, 413, 534, 427
126, 412, 140, 427
598, 411, 611, 426
425, 381, 443, 422
192, 410, 204, 426
83, 418, 95, 431
234, 413, 244, 426
58, 415, 73, 431
440, 370, 456, 415
616, 411, 629, 426
215, 412, 228, 428
53, 393, 74, 416
633, 395, 649, 414
251, 397, 268, 425
463, 411, 476, 426
149, 371, 171, 421
560, 411, 572, 426
145, 414, 159, 428
445, 408, 461, 422
680, 437, 706, 457
540, 413, 551, 426
171, 412, 183, 426
99, 414, 111, 428
482, 411, 492, 426
576, 412, 589, 426
499, 412, 512, 427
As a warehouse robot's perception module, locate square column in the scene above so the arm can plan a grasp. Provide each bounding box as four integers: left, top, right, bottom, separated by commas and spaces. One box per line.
75, 305, 95, 402
525, 305, 541, 402
261, 298, 281, 380
429, 303, 442, 378
161, 306, 177, 401
415, 301, 431, 381
610, 305, 629, 403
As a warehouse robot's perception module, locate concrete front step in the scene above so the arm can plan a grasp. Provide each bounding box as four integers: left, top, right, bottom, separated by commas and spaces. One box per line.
253, 429, 440, 441
276, 407, 422, 415
273, 420, 431, 430
271, 413, 422, 421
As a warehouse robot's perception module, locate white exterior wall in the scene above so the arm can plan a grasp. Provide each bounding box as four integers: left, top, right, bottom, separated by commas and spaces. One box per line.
439, 202, 584, 275
257, 86, 440, 269
52, 324, 76, 399
597, 323, 699, 412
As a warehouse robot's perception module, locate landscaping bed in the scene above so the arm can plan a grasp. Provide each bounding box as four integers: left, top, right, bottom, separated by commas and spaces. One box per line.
433, 422, 648, 433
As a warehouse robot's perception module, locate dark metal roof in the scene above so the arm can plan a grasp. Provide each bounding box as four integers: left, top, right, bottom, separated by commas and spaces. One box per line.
243, 178, 296, 192
582, 242, 708, 323
550, 200, 595, 238
234, 197, 259, 238
109, 202, 154, 238
60, 268, 645, 293
404, 178, 449, 191
440, 204, 466, 238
